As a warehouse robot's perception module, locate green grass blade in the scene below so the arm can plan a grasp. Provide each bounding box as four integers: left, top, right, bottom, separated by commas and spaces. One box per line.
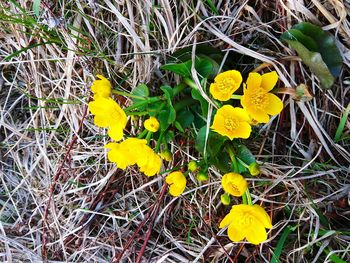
334, 103, 350, 142
33, 0, 41, 17
270, 225, 297, 263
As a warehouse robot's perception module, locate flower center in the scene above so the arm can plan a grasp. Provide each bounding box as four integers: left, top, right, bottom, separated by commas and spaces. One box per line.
251, 88, 268, 109
228, 182, 240, 195
218, 78, 236, 93
224, 118, 239, 131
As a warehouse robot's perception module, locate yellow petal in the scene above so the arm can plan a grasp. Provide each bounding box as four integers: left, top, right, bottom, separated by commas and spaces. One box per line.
251, 205, 272, 229
227, 223, 246, 242
93, 115, 110, 127
166, 171, 186, 196
261, 71, 278, 91
107, 124, 124, 141
245, 221, 268, 245
221, 173, 248, 196
233, 122, 252, 139
219, 211, 235, 228
231, 107, 250, 122
250, 110, 270, 124
265, 93, 283, 116
246, 72, 261, 89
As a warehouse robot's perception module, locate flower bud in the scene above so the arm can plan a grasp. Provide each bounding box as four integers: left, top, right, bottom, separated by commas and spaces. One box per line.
220, 193, 231, 205
248, 162, 260, 176
187, 161, 197, 172
196, 172, 208, 181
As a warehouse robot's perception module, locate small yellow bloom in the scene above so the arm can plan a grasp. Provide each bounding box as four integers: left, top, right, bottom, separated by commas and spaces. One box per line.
221, 173, 247, 196
88, 97, 127, 141
105, 138, 162, 176
241, 71, 283, 123
160, 150, 172, 162
91, 75, 112, 98
144, 116, 160, 132
211, 105, 251, 140
165, 171, 187, 197
209, 70, 243, 101
219, 204, 272, 245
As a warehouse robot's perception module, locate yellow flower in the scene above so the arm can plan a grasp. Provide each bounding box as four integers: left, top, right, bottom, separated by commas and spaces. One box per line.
160, 150, 172, 162
165, 171, 187, 197
219, 204, 272, 245
104, 138, 162, 176
221, 173, 247, 196
144, 116, 160, 132
88, 97, 127, 141
209, 70, 243, 101
241, 71, 283, 123
139, 147, 162, 176
91, 75, 112, 98
211, 105, 251, 140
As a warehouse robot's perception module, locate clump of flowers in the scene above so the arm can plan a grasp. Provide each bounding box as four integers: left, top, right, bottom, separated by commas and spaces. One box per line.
88, 61, 285, 246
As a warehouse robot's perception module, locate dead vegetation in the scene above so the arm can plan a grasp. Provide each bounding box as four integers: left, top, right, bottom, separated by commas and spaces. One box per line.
0, 0, 349, 262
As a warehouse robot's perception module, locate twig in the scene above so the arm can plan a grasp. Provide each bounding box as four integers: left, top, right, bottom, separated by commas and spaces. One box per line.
41, 105, 88, 259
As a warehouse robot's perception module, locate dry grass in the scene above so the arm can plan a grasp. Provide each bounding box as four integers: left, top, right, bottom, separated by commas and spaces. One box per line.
0, 0, 349, 262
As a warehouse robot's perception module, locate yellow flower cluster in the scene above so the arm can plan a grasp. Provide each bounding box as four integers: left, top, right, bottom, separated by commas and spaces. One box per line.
105, 138, 162, 176
88, 75, 127, 141
210, 70, 283, 139
219, 204, 272, 244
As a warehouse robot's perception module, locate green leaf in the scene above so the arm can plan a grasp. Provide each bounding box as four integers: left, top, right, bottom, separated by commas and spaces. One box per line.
33, 0, 41, 17
161, 56, 219, 78
161, 60, 192, 77
158, 106, 176, 131
195, 126, 226, 157
270, 225, 298, 263
281, 22, 343, 88
176, 109, 194, 129
160, 86, 174, 100
236, 145, 256, 165
174, 121, 185, 132
191, 89, 208, 117
131, 84, 150, 111
132, 83, 149, 98
293, 22, 342, 77
170, 44, 223, 63
283, 40, 335, 89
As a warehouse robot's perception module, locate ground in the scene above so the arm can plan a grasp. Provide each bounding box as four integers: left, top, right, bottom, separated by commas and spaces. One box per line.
0, 1, 349, 262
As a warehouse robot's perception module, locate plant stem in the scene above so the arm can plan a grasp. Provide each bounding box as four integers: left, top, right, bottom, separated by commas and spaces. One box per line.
125, 96, 162, 112
137, 129, 148, 139
112, 90, 147, 100
245, 189, 253, 205
231, 94, 242, 100
184, 78, 198, 89
226, 144, 239, 173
